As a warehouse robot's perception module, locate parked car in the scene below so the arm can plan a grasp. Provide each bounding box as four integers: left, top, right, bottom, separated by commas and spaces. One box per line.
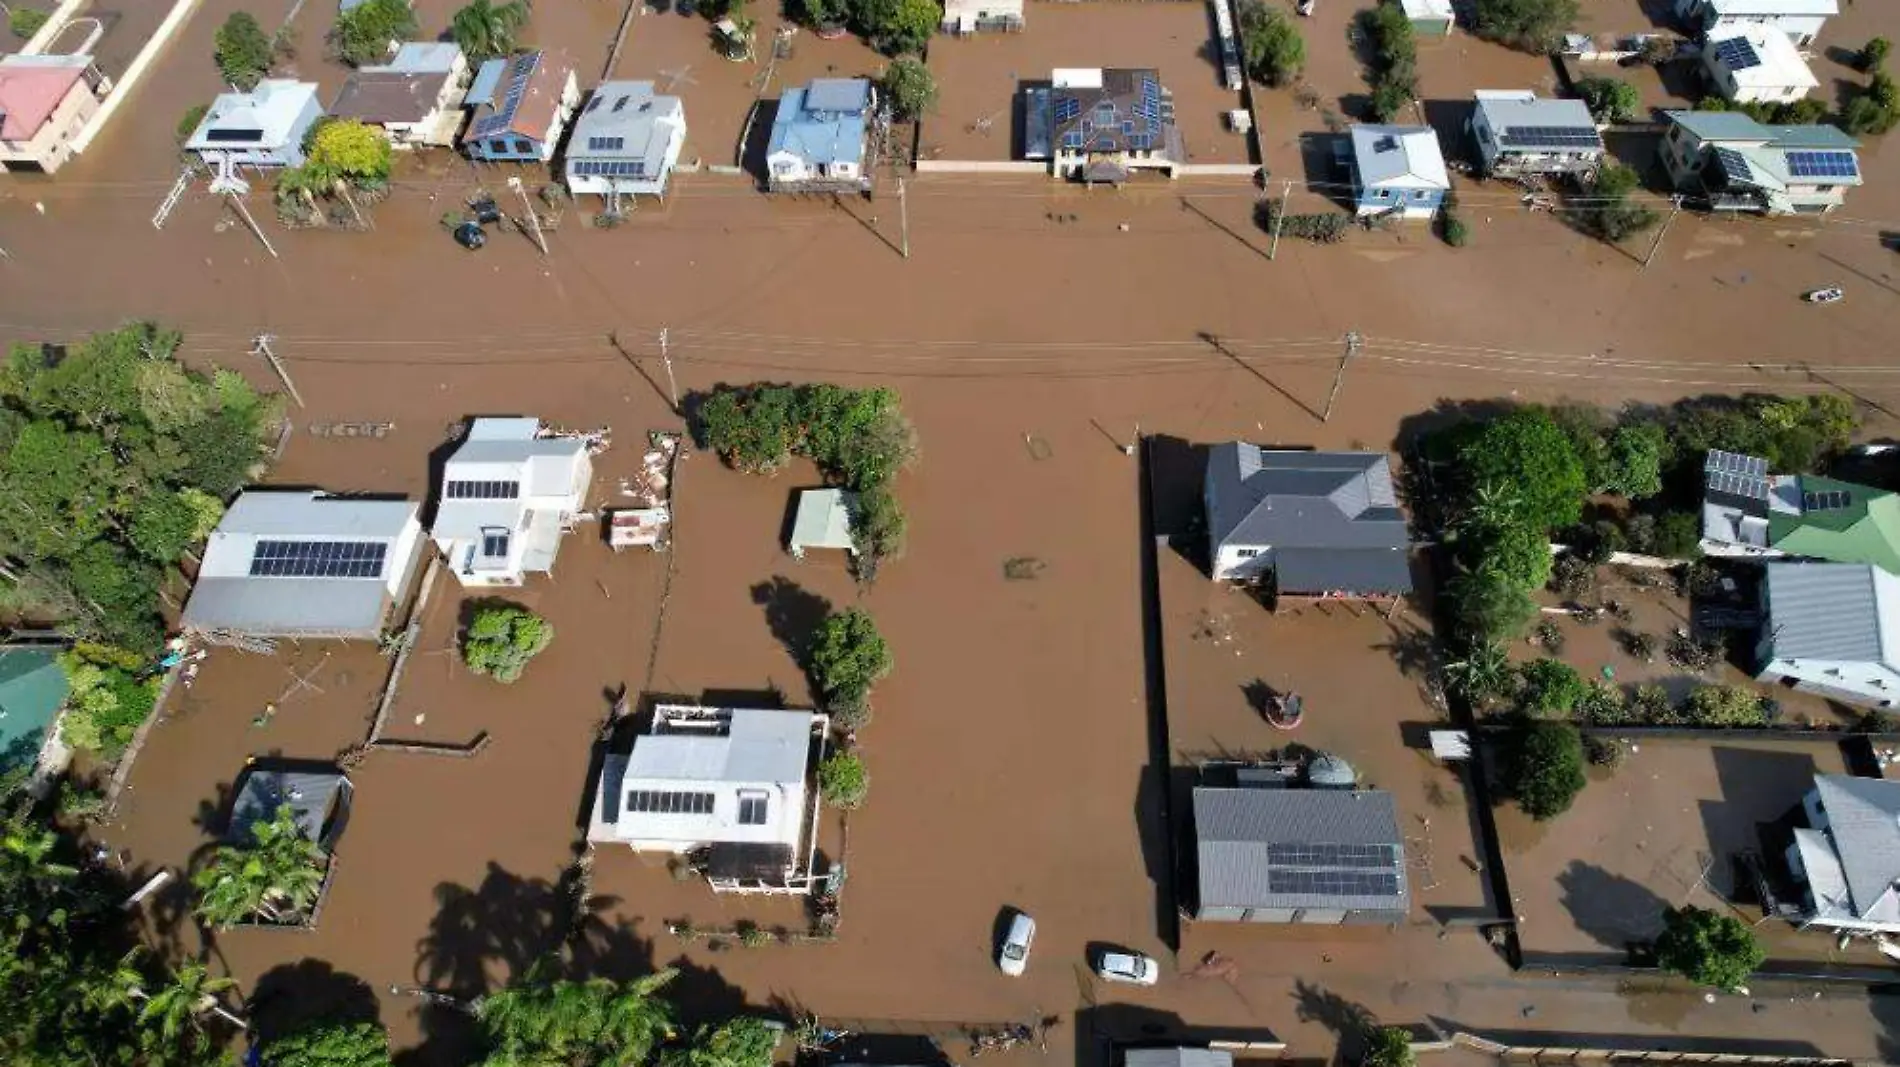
997, 912, 1035, 976
453, 221, 486, 250
1093, 949, 1159, 985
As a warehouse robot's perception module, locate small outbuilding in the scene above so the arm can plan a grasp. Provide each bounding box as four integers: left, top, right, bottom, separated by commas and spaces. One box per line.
789, 489, 857, 559
1399, 0, 1455, 35
226, 764, 353, 848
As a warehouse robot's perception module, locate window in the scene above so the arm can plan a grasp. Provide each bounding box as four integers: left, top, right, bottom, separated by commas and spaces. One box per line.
513, 138, 532, 154
489, 139, 509, 154
737, 791, 769, 825
480, 528, 511, 559
1235, 548, 1260, 559
625, 790, 715, 815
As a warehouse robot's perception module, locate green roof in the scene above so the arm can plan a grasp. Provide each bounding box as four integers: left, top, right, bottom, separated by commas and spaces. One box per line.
1769, 475, 1900, 574
0, 647, 67, 775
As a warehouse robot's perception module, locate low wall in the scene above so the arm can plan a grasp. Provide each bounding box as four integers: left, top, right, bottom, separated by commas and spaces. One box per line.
913, 159, 1047, 175
1175, 162, 1261, 178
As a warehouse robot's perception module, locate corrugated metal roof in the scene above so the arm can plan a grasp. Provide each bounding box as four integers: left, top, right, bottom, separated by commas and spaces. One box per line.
767, 82, 870, 168
1194, 787, 1409, 913
182, 576, 394, 638
791, 489, 856, 552
1763, 562, 1899, 665
1350, 124, 1450, 190
217, 491, 418, 540
1275, 547, 1413, 595
1206, 445, 1411, 592
626, 708, 814, 786
1706, 0, 1836, 15
1813, 775, 1900, 923
228, 768, 348, 844
569, 80, 685, 172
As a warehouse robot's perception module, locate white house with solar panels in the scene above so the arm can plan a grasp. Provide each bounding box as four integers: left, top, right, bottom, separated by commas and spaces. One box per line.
1660, 110, 1861, 215
1468, 91, 1604, 179
587, 705, 828, 893
563, 81, 686, 200
180, 491, 425, 641
1677, 0, 1836, 49
184, 80, 324, 170
432, 417, 593, 587
1702, 25, 1817, 104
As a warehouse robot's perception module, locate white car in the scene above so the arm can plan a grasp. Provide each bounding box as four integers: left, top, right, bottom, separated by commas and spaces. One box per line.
997, 912, 1035, 976
1093, 949, 1160, 986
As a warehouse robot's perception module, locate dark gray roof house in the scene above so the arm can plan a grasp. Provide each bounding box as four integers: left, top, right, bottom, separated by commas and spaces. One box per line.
1788, 774, 1900, 933
1202, 444, 1412, 596
226, 766, 352, 848
1193, 786, 1409, 924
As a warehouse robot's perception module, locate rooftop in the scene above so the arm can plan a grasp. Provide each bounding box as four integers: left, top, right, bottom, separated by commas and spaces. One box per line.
0, 646, 66, 774
186, 79, 319, 151
1044, 68, 1176, 158
384, 41, 463, 74
1704, 0, 1837, 14
767, 78, 872, 168
1349, 124, 1450, 190
1206, 445, 1412, 593
465, 51, 570, 142
1811, 774, 1900, 925
0, 55, 87, 140
568, 80, 685, 175
330, 69, 452, 125
790, 488, 857, 554
1472, 91, 1603, 153
1704, 25, 1819, 91
226, 767, 350, 846
1194, 786, 1410, 914
1762, 562, 1900, 667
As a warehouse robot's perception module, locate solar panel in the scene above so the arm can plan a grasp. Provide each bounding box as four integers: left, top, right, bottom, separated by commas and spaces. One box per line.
1062, 130, 1083, 150
1704, 450, 1770, 503
1267, 869, 1401, 897
1785, 149, 1859, 180
444, 479, 519, 500
588, 136, 625, 152
1803, 489, 1851, 511
206, 128, 264, 143
1706, 450, 1768, 478
624, 790, 715, 815
1710, 146, 1757, 185
1500, 125, 1601, 149
248, 540, 388, 579
1713, 36, 1761, 71
1053, 97, 1081, 123
1266, 843, 1396, 869
469, 54, 538, 139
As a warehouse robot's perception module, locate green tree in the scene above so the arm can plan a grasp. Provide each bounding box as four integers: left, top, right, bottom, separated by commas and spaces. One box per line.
9, 7, 49, 39
108, 956, 246, 1057
1363, 1027, 1416, 1067
853, 0, 937, 56
1518, 658, 1586, 717
1456, 408, 1587, 531
1469, 0, 1577, 52
1682, 685, 1766, 726
1575, 76, 1640, 123
214, 11, 273, 89
1236, 0, 1305, 87
850, 484, 907, 574
1446, 563, 1539, 643
192, 805, 328, 928
818, 752, 869, 808
1576, 162, 1657, 242
663, 1018, 780, 1067
1862, 37, 1892, 73
330, 0, 418, 67
263, 1020, 393, 1067
1505, 720, 1586, 819
806, 607, 892, 720
1443, 641, 1512, 705
477, 968, 678, 1067
461, 603, 554, 683
880, 57, 936, 121
798, 0, 850, 28
1654, 904, 1764, 990
1602, 421, 1665, 499
450, 0, 532, 62
128, 490, 201, 564
307, 119, 394, 186
1651, 510, 1701, 559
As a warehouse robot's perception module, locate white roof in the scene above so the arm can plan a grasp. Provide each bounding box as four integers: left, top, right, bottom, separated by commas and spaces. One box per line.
626, 707, 814, 785
591, 706, 817, 851
185, 80, 319, 151
1400, 0, 1454, 18
1350, 125, 1450, 190
1052, 68, 1104, 89
1794, 827, 1856, 921
1763, 563, 1900, 668
384, 41, 463, 74
790, 489, 856, 553
209, 490, 417, 546
1707, 25, 1819, 91
1706, 0, 1836, 15
434, 418, 588, 545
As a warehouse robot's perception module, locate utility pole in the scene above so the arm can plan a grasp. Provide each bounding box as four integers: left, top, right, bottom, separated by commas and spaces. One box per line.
1268, 179, 1292, 261
224, 193, 279, 259
251, 334, 305, 409
508, 176, 548, 257
1323, 330, 1361, 423
659, 327, 679, 413
897, 178, 910, 260
1641, 195, 1682, 272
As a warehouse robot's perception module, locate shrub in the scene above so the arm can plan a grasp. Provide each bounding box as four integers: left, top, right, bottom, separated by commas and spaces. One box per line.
1533, 619, 1565, 654
460, 603, 554, 682
214, 12, 273, 90
1666, 631, 1722, 672
1655, 905, 1764, 990
1838, 95, 1892, 135
1442, 213, 1470, 247
330, 0, 418, 66
818, 752, 868, 808
1682, 684, 1767, 726
799, 0, 851, 28
1576, 77, 1640, 123
1470, 0, 1577, 53
1456, 408, 1587, 532
1504, 720, 1587, 819
850, 483, 907, 574
1363, 1028, 1415, 1067
58, 647, 160, 757
879, 56, 936, 121
1256, 199, 1349, 242
1626, 631, 1659, 662
1519, 658, 1587, 718
1549, 553, 1595, 599
1237, 0, 1305, 87
1359, 3, 1418, 120
853, 0, 938, 55
1629, 683, 1673, 723
1652, 510, 1702, 559
807, 608, 892, 717
1574, 163, 1657, 243
307, 119, 393, 186
1444, 641, 1513, 706
8, 7, 49, 39
1575, 681, 1627, 725
1862, 37, 1892, 73
1447, 563, 1539, 642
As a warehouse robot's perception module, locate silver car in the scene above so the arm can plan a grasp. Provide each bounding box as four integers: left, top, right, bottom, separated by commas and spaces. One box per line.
997, 912, 1036, 976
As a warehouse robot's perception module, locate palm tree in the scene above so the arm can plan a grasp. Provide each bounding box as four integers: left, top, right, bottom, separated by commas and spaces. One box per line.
192, 804, 328, 928
477, 967, 677, 1067
100, 952, 247, 1055
450, 0, 531, 61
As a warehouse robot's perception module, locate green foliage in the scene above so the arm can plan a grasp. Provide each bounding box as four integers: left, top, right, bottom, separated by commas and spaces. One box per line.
1862, 37, 1891, 72
477, 968, 678, 1067
1504, 720, 1586, 820
176, 103, 210, 143
1574, 681, 1626, 724
262, 1021, 392, 1067
1575, 77, 1639, 123
1469, 0, 1577, 53
798, 0, 851, 28
664, 1018, 780, 1067
1235, 0, 1305, 87
1655, 905, 1764, 990
1682, 684, 1767, 726
1519, 658, 1587, 718
853, 0, 937, 56
307, 120, 394, 186
1602, 421, 1665, 499
1665, 394, 1853, 476
1441, 213, 1469, 247
880, 57, 936, 121
850, 484, 907, 573
807, 607, 892, 718
1456, 408, 1587, 531
1359, 2, 1417, 119
1842, 86, 1897, 135
1363, 1027, 1416, 1067
128, 491, 200, 564
1651, 510, 1701, 559
1575, 163, 1658, 243
818, 751, 869, 808
192, 804, 328, 928
460, 603, 554, 683
1443, 641, 1512, 706
57, 647, 158, 757
8, 7, 49, 39
330, 0, 418, 66
1447, 562, 1539, 644
214, 12, 273, 89
450, 0, 531, 61
1255, 199, 1349, 242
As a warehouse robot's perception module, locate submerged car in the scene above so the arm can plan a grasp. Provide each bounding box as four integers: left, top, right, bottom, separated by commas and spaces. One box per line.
1804, 286, 1844, 304
997, 912, 1035, 976
454, 221, 486, 250
1093, 949, 1160, 985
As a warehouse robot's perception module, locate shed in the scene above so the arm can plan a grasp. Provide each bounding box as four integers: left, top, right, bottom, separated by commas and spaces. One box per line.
1399, 0, 1455, 35
789, 489, 857, 558
226, 765, 352, 848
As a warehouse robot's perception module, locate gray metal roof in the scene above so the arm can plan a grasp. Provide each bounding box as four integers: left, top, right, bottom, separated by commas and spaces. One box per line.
1812, 774, 1900, 922
1763, 562, 1899, 665
790, 489, 856, 552
1206, 445, 1411, 591
217, 491, 418, 540
1349, 124, 1449, 190
1194, 786, 1409, 914
1126, 1050, 1234, 1067
227, 767, 349, 845
767, 80, 870, 168
569, 80, 684, 170
183, 577, 395, 639
1473, 93, 1602, 152
626, 708, 814, 786
1275, 547, 1413, 596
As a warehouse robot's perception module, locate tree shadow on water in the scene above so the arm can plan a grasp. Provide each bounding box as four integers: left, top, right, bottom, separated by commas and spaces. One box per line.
249, 959, 381, 1044
413, 861, 622, 995
1292, 981, 1378, 1062
1555, 859, 1668, 958
750, 576, 832, 672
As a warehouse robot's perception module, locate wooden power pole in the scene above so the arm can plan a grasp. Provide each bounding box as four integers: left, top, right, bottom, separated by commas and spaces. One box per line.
508, 177, 549, 257
659, 327, 679, 413
1642, 195, 1682, 272
1268, 179, 1292, 261
1323, 330, 1361, 423
898, 178, 910, 260
251, 334, 305, 409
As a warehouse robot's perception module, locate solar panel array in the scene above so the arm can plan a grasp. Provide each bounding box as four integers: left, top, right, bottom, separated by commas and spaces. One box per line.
1785, 150, 1859, 180
444, 479, 519, 500
248, 540, 388, 579
574, 160, 649, 177
1267, 869, 1402, 898
1705, 449, 1770, 501
1266, 842, 1395, 868
1710, 146, 1757, 185
1053, 97, 1081, 124
1713, 36, 1761, 71
469, 54, 538, 140
588, 135, 625, 152
1498, 125, 1600, 149
1136, 73, 1163, 125
625, 789, 715, 815
1803, 489, 1852, 512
